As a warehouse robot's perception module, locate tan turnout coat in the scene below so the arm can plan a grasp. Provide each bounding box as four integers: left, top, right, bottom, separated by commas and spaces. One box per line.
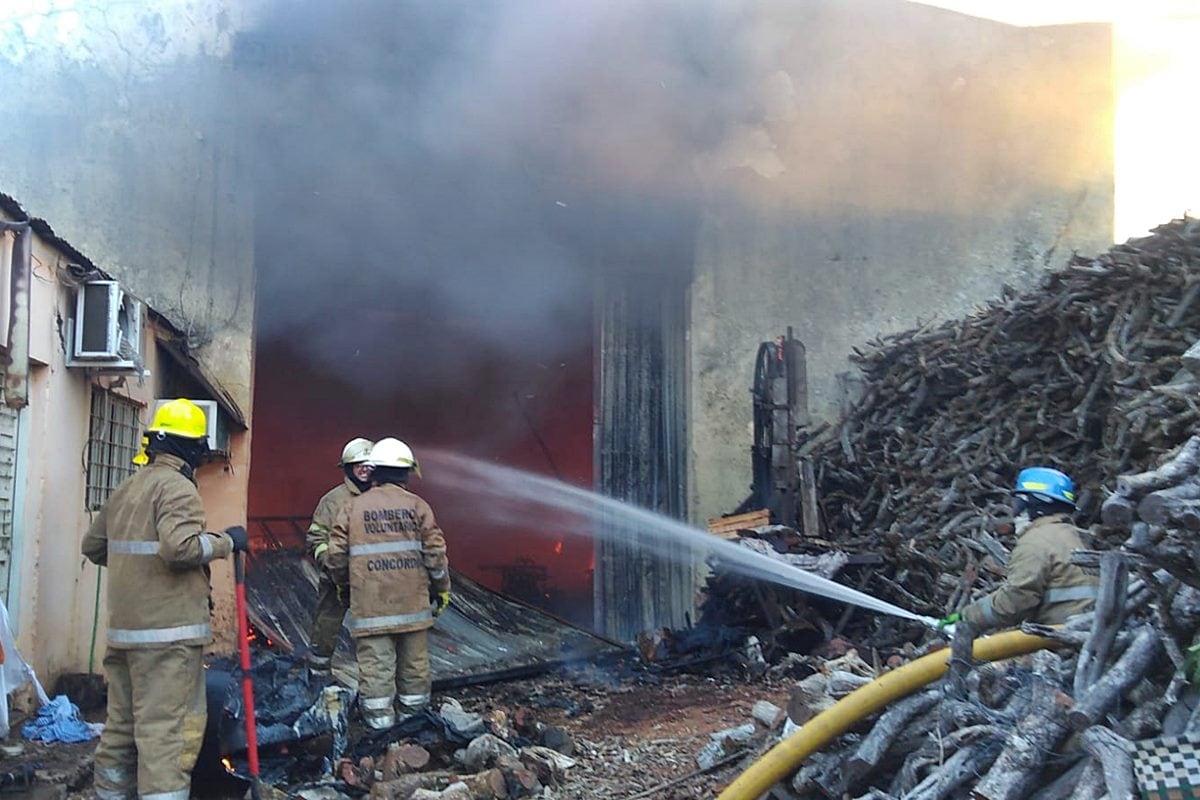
81, 453, 232, 648
327, 483, 450, 638
962, 513, 1098, 629
306, 477, 362, 559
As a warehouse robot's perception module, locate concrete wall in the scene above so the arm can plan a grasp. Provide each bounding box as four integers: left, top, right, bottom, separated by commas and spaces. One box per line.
0, 1, 261, 651
2, 219, 157, 680
688, 2, 1115, 524
0, 1, 258, 410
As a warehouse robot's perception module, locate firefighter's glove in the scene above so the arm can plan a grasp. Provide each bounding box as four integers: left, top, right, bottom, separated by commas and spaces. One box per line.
937, 612, 961, 629
433, 591, 451, 617
1186, 642, 1200, 685
225, 525, 249, 553
313, 542, 329, 564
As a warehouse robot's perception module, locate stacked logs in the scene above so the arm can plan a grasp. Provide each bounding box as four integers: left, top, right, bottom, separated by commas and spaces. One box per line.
801, 217, 1200, 621
783, 443, 1200, 799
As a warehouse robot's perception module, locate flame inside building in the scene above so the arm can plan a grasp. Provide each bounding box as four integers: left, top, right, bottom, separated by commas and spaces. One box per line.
241, 0, 702, 632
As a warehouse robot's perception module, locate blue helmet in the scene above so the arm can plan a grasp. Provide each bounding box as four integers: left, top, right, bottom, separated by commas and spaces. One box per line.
1013, 467, 1076, 508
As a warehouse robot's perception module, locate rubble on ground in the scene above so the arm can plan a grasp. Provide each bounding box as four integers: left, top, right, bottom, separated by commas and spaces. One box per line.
219, 669, 793, 800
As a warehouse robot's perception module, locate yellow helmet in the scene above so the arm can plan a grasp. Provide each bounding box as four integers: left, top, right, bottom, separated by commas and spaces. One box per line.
132, 435, 150, 466
148, 399, 208, 440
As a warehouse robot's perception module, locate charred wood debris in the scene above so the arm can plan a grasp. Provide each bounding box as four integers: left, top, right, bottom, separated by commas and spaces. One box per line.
684, 217, 1200, 798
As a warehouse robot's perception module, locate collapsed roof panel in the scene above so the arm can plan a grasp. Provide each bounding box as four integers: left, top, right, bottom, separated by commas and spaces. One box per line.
243, 548, 625, 686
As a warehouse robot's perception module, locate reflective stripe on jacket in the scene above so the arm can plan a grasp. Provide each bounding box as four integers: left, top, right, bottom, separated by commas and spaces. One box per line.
327, 483, 450, 638
306, 478, 362, 561
962, 514, 1098, 629
81, 453, 231, 649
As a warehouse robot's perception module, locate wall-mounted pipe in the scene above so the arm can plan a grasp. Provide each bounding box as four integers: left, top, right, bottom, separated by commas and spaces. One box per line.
716, 630, 1059, 800
0, 222, 32, 409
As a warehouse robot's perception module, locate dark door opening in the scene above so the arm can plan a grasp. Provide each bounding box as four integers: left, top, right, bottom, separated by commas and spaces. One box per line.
247, 303, 596, 627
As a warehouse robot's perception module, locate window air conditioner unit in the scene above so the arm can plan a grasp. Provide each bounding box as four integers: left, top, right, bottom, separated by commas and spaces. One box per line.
67, 280, 143, 370
152, 398, 230, 455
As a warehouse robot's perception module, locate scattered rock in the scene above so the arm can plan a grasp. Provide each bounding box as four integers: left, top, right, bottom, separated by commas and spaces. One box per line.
457, 768, 507, 799
751, 700, 784, 729
498, 756, 542, 798
787, 673, 834, 726
439, 781, 472, 800
440, 699, 486, 738
378, 742, 432, 780
512, 707, 540, 738
464, 734, 519, 772
368, 776, 423, 800
539, 725, 575, 756
695, 723, 758, 769
520, 745, 576, 786
295, 786, 354, 800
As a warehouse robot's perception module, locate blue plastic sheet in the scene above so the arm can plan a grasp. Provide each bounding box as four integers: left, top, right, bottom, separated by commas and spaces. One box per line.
22, 694, 101, 743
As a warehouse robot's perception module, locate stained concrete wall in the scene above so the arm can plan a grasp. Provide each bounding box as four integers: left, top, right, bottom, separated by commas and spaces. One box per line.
0, 1, 258, 410
0, 217, 162, 681
0, 2, 260, 655
688, 2, 1115, 525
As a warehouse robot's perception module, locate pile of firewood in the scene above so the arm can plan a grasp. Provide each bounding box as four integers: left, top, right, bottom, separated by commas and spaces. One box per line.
783, 441, 1200, 799
801, 217, 1200, 620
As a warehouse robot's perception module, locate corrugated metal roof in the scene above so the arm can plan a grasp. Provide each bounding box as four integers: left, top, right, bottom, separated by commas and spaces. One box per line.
244, 547, 625, 687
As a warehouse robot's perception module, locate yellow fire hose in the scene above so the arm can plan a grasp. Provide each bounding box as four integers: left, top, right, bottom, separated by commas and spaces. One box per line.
716, 630, 1059, 800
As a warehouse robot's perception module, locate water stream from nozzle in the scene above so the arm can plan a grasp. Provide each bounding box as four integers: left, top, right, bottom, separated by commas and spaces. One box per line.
424, 451, 936, 626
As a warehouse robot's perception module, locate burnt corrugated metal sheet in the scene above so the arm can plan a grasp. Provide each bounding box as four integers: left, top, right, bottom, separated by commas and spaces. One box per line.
243, 546, 625, 687
595, 270, 694, 641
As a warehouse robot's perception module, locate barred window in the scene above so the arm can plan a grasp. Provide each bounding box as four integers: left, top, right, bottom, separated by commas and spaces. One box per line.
86, 390, 143, 510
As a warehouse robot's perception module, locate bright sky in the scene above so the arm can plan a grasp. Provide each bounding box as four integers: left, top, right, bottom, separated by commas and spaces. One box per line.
913, 1, 1200, 241
909, 0, 1199, 27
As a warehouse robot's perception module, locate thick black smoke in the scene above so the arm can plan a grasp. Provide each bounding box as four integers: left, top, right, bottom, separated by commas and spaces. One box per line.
239, 0, 770, 389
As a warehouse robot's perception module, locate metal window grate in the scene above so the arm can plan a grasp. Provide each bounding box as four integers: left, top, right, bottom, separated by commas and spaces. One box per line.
86, 390, 142, 510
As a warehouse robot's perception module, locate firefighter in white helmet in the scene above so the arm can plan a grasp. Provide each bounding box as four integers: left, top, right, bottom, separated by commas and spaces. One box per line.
326, 437, 450, 728
306, 437, 374, 675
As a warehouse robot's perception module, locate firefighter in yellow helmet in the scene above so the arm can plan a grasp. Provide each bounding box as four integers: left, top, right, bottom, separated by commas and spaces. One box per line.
326, 438, 450, 728
82, 398, 248, 800
304, 437, 374, 675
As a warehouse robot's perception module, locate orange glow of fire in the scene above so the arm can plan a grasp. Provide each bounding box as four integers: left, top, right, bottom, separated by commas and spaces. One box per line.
553, 541, 564, 556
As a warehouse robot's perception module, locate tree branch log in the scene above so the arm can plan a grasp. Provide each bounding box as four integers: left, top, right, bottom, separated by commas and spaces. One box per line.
1080, 725, 1136, 800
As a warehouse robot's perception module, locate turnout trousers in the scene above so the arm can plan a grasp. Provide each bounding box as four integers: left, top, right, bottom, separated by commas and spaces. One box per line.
93, 644, 206, 800
309, 574, 349, 671
356, 629, 431, 729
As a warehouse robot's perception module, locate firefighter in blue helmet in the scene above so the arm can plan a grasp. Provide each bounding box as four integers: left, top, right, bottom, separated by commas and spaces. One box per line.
941, 467, 1099, 631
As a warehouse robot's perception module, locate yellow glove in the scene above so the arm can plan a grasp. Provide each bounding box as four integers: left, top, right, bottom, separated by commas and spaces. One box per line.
433, 591, 451, 617
313, 542, 328, 563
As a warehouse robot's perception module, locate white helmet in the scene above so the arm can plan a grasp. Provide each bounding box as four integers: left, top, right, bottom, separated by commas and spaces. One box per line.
368, 437, 418, 471
339, 438, 374, 466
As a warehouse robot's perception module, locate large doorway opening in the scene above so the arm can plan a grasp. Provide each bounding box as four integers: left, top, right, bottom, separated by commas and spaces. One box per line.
247, 284, 596, 625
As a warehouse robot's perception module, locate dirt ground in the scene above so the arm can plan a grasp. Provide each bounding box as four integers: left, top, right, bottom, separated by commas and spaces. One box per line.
0, 669, 790, 799
456, 670, 792, 798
